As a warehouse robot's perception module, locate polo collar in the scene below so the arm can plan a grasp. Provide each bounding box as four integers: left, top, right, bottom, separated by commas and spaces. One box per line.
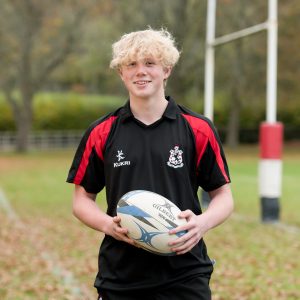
163, 96, 178, 120
120, 101, 134, 121
120, 96, 178, 122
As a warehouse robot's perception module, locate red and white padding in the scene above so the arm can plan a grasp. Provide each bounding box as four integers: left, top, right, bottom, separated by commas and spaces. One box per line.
258, 122, 283, 222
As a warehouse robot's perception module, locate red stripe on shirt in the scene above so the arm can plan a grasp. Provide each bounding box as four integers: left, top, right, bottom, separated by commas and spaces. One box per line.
73, 116, 117, 184
182, 114, 229, 183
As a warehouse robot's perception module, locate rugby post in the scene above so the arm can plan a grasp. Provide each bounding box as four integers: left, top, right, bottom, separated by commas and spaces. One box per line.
259, 0, 283, 222
204, 0, 282, 221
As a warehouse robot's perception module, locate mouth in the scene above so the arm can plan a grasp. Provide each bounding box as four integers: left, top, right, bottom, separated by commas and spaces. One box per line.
133, 80, 151, 85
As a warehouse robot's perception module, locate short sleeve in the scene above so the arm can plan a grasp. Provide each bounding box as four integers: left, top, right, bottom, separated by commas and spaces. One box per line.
197, 127, 230, 192
66, 128, 105, 194
66, 114, 117, 194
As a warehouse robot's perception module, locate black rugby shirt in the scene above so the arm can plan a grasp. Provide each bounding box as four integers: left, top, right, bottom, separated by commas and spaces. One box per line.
67, 96, 230, 291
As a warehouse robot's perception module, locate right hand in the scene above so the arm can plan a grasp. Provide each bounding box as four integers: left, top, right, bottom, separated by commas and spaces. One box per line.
106, 216, 137, 247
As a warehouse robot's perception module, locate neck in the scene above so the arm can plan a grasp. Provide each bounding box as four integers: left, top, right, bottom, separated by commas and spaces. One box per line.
130, 96, 168, 125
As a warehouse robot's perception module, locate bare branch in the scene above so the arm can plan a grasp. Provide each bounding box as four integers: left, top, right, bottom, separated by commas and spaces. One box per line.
2, 84, 21, 122
34, 33, 75, 90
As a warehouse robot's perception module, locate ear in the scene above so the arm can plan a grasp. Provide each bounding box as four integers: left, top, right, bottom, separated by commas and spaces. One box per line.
118, 68, 124, 81
163, 67, 172, 80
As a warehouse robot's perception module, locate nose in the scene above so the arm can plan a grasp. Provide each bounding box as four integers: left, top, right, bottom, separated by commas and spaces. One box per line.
136, 63, 147, 75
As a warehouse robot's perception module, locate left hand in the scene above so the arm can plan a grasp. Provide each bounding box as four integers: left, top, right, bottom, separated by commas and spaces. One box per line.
168, 209, 208, 255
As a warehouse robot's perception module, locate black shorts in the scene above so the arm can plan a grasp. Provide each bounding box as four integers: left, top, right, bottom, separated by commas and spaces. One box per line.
97, 275, 211, 300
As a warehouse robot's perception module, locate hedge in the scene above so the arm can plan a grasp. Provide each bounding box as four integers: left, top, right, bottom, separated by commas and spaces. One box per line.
0, 92, 299, 141
0, 92, 125, 131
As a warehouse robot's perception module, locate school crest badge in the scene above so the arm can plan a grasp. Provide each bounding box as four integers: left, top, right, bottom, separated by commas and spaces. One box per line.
167, 146, 184, 168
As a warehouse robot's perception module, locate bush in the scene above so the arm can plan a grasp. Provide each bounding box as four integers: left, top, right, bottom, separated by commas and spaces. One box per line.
0, 92, 299, 142
0, 92, 124, 131
0, 96, 16, 130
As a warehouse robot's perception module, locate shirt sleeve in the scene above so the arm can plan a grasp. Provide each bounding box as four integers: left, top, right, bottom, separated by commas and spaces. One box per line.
66, 115, 117, 194
196, 125, 231, 192
66, 127, 105, 194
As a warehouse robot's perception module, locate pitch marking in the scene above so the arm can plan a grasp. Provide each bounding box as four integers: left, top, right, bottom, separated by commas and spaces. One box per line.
0, 187, 91, 299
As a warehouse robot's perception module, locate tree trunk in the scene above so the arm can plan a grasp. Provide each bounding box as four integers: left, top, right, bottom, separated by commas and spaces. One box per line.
15, 103, 33, 152
226, 92, 241, 148
225, 36, 245, 148
3, 88, 33, 152
0, 0, 84, 152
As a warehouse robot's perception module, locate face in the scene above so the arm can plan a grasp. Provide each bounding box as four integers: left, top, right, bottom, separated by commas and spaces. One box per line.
118, 56, 171, 101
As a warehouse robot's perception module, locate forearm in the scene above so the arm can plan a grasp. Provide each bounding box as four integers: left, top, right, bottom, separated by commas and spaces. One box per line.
169, 184, 234, 255
200, 184, 234, 233
72, 185, 112, 234
72, 185, 135, 246
73, 196, 111, 233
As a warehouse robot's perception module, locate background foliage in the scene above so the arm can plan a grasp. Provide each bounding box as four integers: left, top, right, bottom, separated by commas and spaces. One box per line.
0, 92, 299, 142
0, 0, 299, 150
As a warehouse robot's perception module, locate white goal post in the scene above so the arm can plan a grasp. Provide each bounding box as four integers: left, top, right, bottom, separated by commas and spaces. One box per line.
204, 0, 282, 222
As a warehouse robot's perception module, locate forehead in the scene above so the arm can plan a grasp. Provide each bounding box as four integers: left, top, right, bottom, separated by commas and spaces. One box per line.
120, 53, 163, 68
121, 46, 163, 63
126, 55, 157, 62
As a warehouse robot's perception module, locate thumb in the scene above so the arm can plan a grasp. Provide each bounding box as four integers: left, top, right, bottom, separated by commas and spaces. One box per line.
178, 209, 193, 219
113, 216, 121, 223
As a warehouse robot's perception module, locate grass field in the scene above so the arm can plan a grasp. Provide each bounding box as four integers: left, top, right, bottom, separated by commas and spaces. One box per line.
0, 145, 299, 299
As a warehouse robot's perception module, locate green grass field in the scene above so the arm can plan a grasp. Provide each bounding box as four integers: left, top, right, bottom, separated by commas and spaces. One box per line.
0, 146, 299, 299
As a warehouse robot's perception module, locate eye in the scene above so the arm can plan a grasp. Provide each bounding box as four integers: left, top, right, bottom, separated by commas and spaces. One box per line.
145, 60, 155, 66
126, 61, 136, 67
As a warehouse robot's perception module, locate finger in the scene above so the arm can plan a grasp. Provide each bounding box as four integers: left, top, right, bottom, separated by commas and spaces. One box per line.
168, 230, 193, 246
114, 231, 134, 244
170, 214, 195, 236
175, 247, 193, 255
123, 236, 135, 245
170, 226, 202, 249
170, 216, 201, 236
171, 238, 193, 251
123, 235, 139, 247
133, 241, 141, 248
169, 224, 190, 235
178, 209, 193, 219
114, 225, 128, 235
172, 238, 196, 254
113, 216, 121, 223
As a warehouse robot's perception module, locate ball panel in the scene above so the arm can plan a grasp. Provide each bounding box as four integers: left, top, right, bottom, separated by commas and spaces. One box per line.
118, 213, 175, 254
117, 190, 188, 255
120, 191, 185, 228
117, 200, 152, 218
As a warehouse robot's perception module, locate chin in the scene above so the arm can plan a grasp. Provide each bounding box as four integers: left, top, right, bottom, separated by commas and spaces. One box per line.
132, 91, 152, 99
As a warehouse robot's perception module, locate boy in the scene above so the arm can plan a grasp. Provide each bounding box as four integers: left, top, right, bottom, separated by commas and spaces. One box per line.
67, 28, 234, 300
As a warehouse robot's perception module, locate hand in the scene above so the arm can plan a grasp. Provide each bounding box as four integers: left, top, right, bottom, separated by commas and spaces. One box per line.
106, 216, 137, 247
168, 210, 208, 255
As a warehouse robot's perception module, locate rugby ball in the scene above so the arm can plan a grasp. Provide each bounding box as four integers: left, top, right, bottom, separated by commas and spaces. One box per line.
117, 190, 187, 255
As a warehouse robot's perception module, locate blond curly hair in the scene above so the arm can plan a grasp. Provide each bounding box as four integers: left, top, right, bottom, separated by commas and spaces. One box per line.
110, 28, 180, 70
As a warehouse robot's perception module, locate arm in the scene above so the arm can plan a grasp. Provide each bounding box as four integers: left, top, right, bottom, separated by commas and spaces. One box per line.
169, 183, 234, 255
72, 185, 135, 246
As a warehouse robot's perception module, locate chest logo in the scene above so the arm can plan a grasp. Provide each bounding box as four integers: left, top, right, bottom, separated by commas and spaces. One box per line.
116, 150, 125, 161
114, 150, 131, 168
167, 146, 184, 169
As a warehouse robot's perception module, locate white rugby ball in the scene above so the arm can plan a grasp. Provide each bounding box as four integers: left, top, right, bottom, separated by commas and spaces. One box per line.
117, 190, 187, 255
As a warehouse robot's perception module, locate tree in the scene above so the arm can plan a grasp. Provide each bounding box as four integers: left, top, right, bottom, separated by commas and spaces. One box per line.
278, 0, 300, 103
215, 0, 267, 147
0, 0, 86, 151
101, 0, 207, 104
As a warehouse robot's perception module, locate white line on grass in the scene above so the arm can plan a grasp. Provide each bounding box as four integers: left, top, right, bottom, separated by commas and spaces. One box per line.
0, 187, 92, 299
273, 222, 300, 234
232, 213, 300, 234
0, 188, 19, 221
